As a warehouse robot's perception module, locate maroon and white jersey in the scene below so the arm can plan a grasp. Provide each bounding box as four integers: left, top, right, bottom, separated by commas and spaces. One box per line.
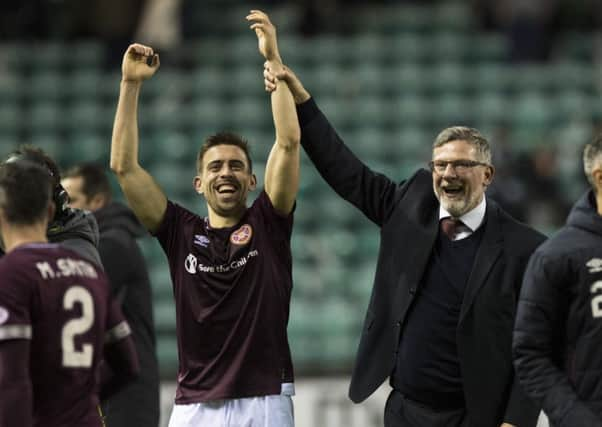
155, 191, 295, 403
0, 243, 130, 427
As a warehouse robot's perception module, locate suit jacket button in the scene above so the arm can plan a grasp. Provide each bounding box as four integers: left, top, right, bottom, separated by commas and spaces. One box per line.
409, 287, 416, 295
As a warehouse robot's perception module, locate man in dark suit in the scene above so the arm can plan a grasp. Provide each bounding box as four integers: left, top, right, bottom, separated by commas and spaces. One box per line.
263, 55, 546, 427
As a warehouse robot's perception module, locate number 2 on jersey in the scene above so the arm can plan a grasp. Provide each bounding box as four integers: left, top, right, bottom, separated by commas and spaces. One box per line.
62, 286, 95, 368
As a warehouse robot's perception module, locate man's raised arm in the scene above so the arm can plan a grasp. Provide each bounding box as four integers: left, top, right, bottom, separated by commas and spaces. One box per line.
110, 43, 167, 233
248, 10, 300, 215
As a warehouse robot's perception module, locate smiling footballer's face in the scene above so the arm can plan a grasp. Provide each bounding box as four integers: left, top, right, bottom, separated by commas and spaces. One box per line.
431, 139, 494, 217
194, 144, 257, 219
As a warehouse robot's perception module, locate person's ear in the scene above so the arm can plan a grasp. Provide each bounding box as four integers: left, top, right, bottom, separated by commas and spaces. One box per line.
193, 175, 203, 194
249, 174, 257, 191
483, 165, 495, 187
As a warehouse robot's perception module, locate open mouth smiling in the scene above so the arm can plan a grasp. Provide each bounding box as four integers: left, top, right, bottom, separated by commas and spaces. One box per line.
442, 184, 464, 197
215, 182, 239, 195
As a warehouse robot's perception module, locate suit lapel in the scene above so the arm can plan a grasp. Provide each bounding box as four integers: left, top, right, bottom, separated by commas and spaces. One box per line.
459, 201, 503, 322
409, 208, 440, 289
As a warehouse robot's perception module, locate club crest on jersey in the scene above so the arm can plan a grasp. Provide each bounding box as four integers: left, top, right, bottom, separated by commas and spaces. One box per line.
185, 254, 198, 274
194, 234, 210, 248
587, 258, 602, 273
230, 224, 253, 246
0, 306, 8, 325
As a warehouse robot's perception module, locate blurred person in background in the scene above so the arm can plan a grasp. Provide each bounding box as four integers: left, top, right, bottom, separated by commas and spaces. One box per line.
1, 145, 102, 266
513, 135, 602, 427
61, 163, 160, 427
110, 9, 301, 427
0, 160, 139, 427
263, 29, 546, 427
472, 0, 560, 62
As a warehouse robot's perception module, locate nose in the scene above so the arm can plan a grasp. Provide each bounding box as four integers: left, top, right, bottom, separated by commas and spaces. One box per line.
219, 165, 234, 177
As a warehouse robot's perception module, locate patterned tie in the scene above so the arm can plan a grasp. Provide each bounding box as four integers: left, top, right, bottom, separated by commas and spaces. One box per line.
440, 217, 467, 240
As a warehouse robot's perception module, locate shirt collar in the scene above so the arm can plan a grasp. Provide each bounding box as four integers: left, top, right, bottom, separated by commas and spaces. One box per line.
439, 196, 487, 232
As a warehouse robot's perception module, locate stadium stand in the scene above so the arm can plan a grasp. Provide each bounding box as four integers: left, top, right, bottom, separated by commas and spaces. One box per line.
0, 0, 596, 378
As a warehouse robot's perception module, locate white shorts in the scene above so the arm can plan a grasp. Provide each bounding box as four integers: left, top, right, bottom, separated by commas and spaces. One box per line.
168, 395, 294, 427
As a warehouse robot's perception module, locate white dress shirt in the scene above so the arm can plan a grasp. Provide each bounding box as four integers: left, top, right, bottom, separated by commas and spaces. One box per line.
439, 197, 487, 241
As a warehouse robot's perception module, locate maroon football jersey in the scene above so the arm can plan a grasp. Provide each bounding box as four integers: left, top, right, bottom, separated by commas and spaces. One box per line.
155, 191, 295, 403
0, 243, 129, 427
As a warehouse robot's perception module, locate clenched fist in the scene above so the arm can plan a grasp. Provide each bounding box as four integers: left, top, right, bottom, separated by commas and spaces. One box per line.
121, 43, 160, 83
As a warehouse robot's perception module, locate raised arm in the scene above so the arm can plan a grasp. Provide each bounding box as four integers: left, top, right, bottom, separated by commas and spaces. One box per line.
248, 10, 300, 215
110, 44, 167, 233
263, 63, 400, 226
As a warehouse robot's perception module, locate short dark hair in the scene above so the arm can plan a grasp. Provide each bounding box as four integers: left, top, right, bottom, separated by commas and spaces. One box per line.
63, 163, 113, 202
584, 133, 602, 189
6, 145, 61, 187
196, 132, 253, 173
4, 145, 71, 220
0, 161, 53, 225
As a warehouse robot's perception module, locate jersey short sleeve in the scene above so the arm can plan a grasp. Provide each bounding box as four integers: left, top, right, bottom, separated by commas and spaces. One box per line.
0, 264, 33, 342
253, 191, 294, 242
153, 200, 199, 258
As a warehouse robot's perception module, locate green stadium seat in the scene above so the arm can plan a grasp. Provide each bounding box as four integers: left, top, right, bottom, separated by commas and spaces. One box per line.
471, 34, 509, 62
397, 93, 431, 126
28, 134, 62, 160
230, 65, 264, 96
429, 34, 471, 64
27, 70, 66, 102
62, 133, 108, 165
432, 93, 474, 127
0, 102, 20, 135
348, 260, 377, 302
472, 63, 510, 92
154, 300, 176, 333
433, 3, 474, 32
394, 126, 432, 160
429, 62, 471, 95
156, 336, 179, 375
396, 64, 428, 94
29, 42, 65, 70
227, 96, 271, 130
351, 34, 389, 65
28, 101, 64, 133
187, 97, 229, 132
472, 92, 511, 126
65, 69, 103, 100
149, 265, 173, 300
391, 35, 431, 64
555, 32, 593, 62
66, 42, 104, 69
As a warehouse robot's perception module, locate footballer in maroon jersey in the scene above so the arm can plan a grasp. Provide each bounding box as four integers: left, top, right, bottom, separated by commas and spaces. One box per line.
0, 161, 139, 427
111, 11, 300, 425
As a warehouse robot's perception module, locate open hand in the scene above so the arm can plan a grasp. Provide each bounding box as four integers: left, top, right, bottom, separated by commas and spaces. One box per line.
121, 43, 160, 83
247, 10, 281, 62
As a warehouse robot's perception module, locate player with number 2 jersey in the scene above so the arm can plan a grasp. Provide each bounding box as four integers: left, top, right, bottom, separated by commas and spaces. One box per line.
0, 244, 139, 426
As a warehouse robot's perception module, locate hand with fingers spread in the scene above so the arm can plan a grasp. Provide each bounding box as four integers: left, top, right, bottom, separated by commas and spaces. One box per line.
263, 61, 311, 104
121, 43, 160, 83
247, 10, 281, 63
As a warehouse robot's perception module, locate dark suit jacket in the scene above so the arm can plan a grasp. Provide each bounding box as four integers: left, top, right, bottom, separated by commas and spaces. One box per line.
297, 98, 546, 427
